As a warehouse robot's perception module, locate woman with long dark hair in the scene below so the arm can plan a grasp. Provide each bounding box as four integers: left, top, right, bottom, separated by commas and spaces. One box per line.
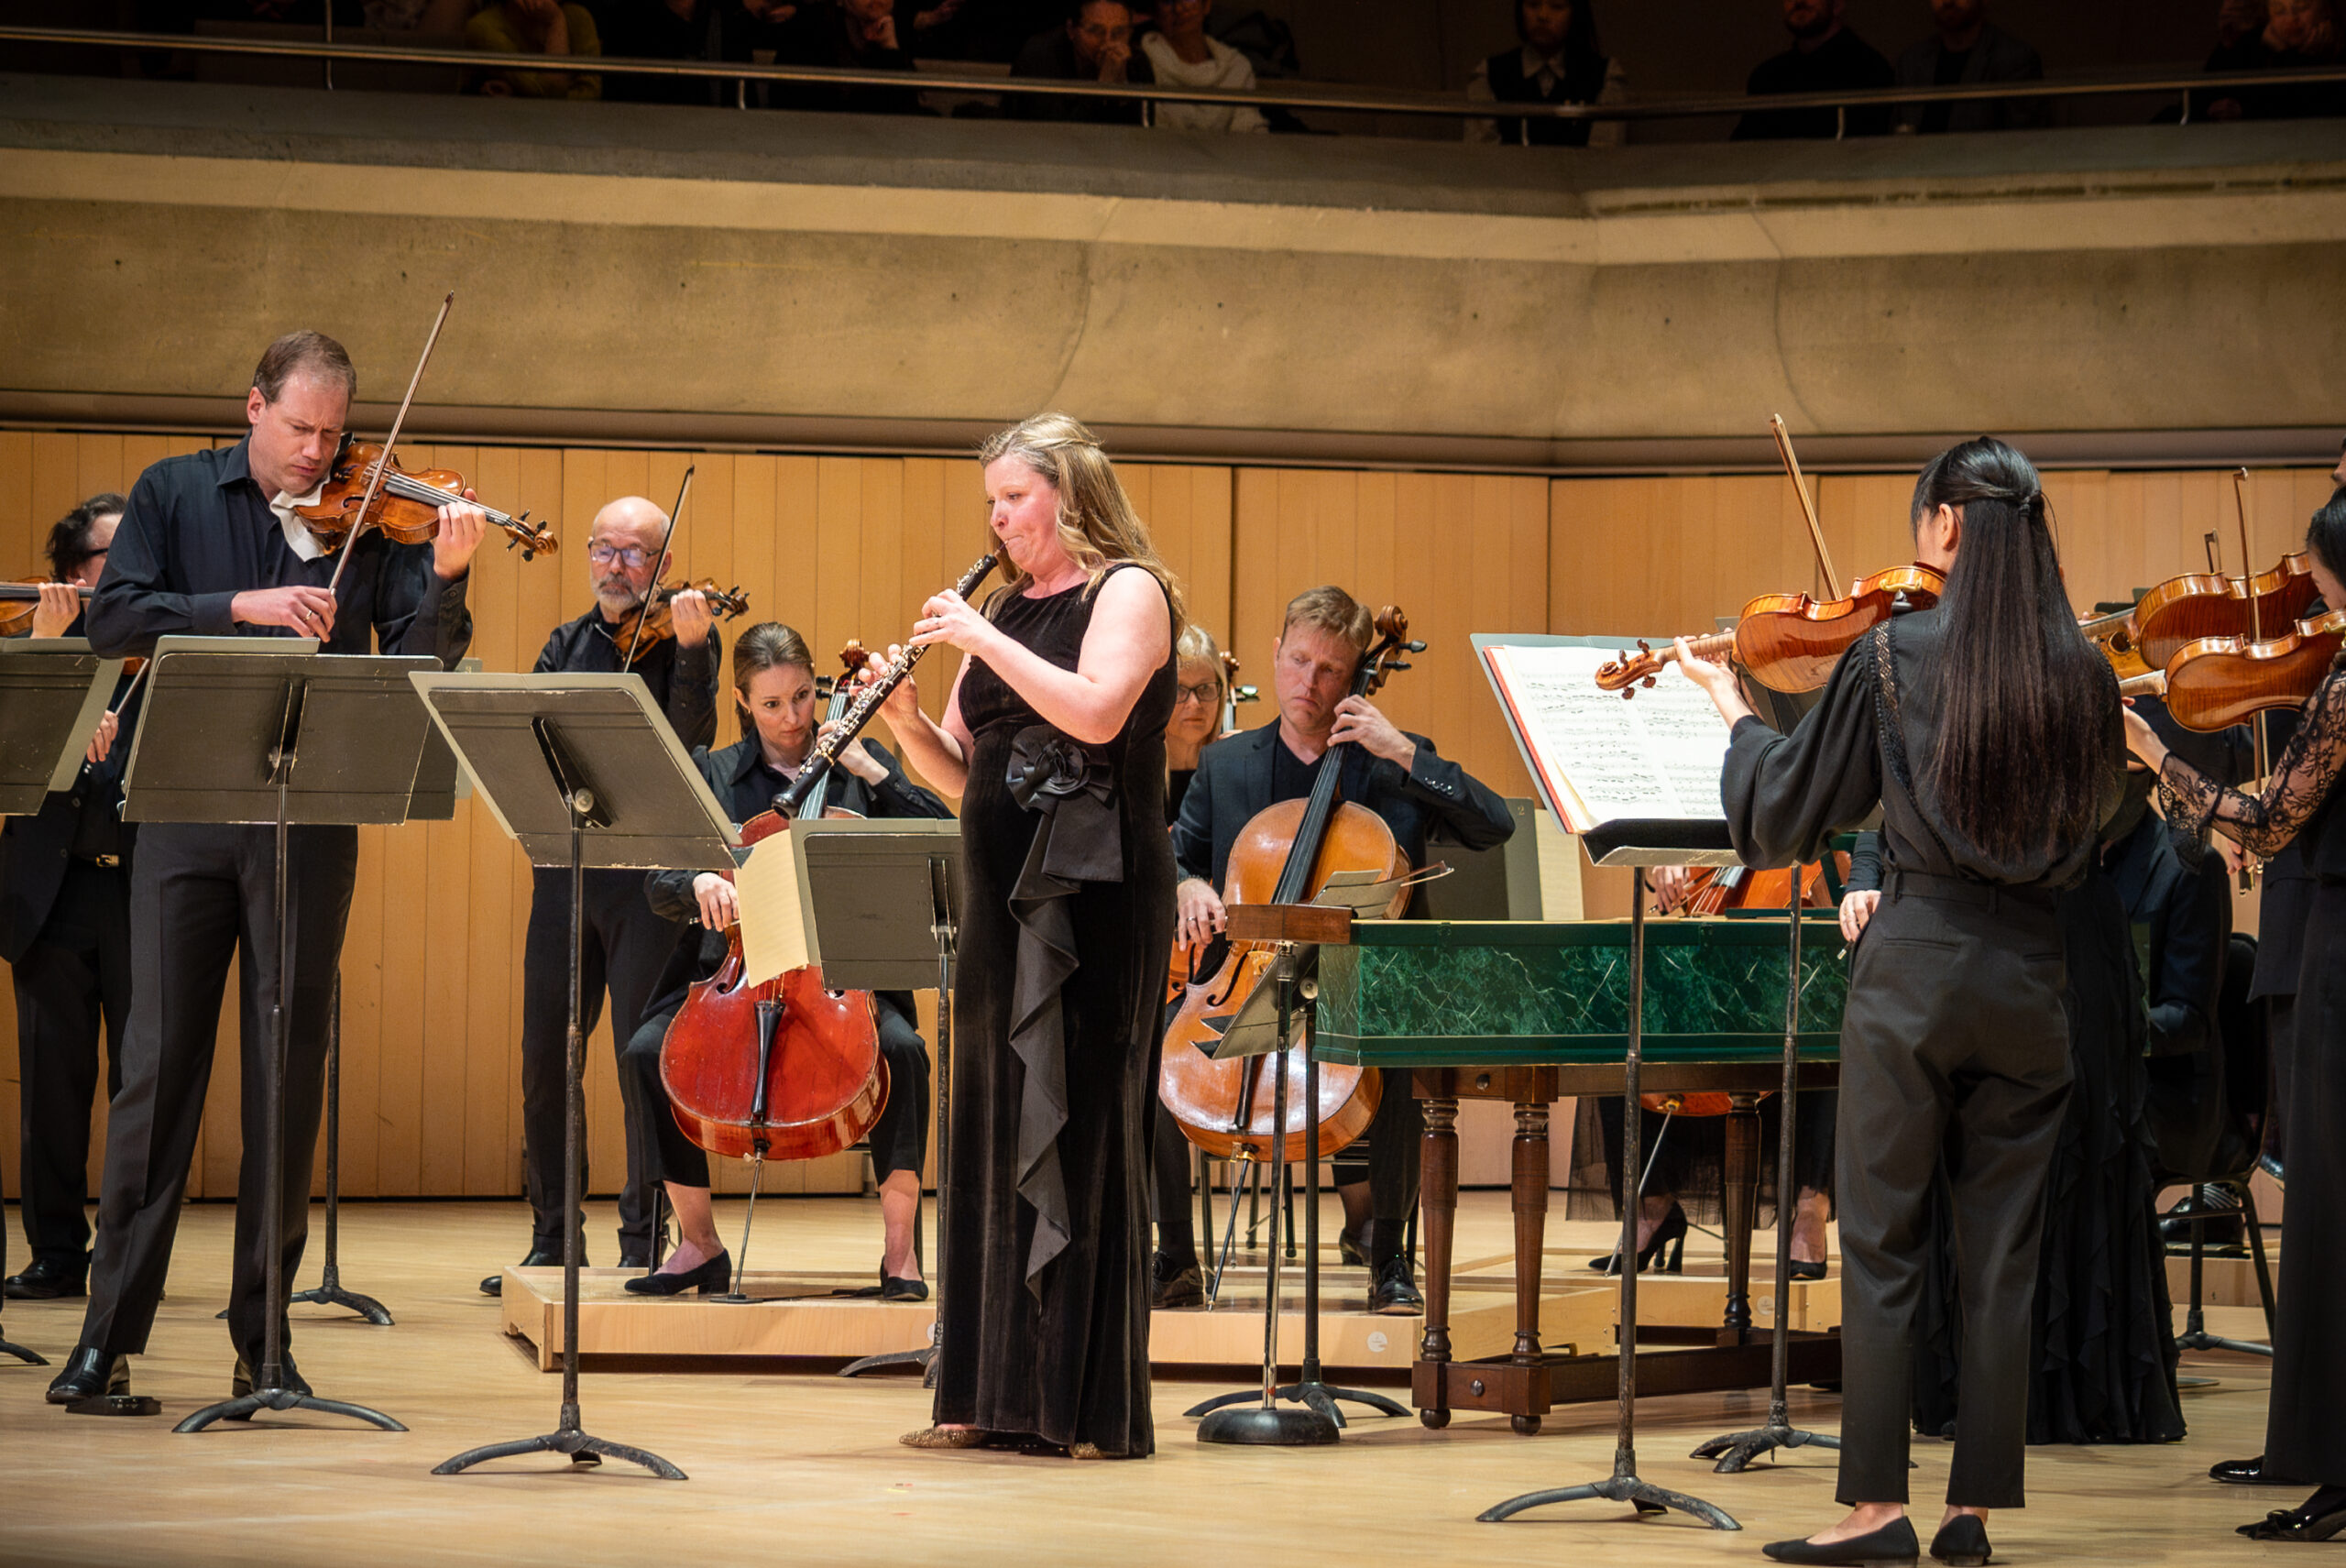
2124, 488, 2346, 1544
1676, 437, 2122, 1566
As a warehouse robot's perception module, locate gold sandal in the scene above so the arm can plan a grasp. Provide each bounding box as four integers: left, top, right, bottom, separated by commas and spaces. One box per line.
898, 1426, 992, 1450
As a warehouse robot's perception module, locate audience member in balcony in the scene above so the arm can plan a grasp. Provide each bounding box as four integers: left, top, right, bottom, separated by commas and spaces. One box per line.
1139, 0, 1268, 132
363, 0, 473, 27
2198, 0, 2346, 121
599, 0, 776, 105
767, 0, 926, 114
1894, 0, 2047, 133
1732, 0, 1895, 140
1465, 0, 1628, 148
895, 0, 971, 58
1009, 0, 1154, 124
466, 0, 605, 99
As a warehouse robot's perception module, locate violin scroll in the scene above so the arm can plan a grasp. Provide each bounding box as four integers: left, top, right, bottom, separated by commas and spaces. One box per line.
1595, 641, 1663, 696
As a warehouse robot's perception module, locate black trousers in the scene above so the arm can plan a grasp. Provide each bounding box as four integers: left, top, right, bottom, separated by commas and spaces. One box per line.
1835, 885, 2071, 1509
621, 998, 930, 1195
1333, 1078, 1421, 1255
79, 824, 356, 1362
519, 866, 683, 1253
2267, 883, 2346, 1487
11, 861, 130, 1261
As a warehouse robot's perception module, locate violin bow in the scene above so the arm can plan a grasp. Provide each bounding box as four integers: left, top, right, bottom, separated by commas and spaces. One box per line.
620, 463, 694, 674
325, 291, 455, 597
1770, 413, 1842, 593
2233, 467, 2273, 782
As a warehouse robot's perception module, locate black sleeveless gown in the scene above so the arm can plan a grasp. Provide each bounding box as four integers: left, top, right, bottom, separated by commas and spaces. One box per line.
933, 568, 1177, 1456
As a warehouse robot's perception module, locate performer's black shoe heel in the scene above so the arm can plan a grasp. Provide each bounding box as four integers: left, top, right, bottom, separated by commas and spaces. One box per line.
1588, 1202, 1687, 1276
1929, 1515, 1991, 1565
622, 1251, 730, 1297
2240, 1487, 2346, 1542
1760, 1518, 1918, 1565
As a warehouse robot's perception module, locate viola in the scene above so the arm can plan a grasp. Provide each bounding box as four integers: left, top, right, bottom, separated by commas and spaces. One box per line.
2081, 550, 2319, 676
0, 579, 93, 639
1158, 607, 1423, 1165
1595, 564, 1946, 697
293, 442, 558, 560
2120, 609, 2346, 733
603, 578, 751, 652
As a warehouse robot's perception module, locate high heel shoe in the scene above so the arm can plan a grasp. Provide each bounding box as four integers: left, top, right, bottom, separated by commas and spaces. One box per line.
622, 1250, 730, 1296
1588, 1201, 1687, 1275
2239, 1487, 2346, 1541
1928, 1515, 1990, 1565
1789, 1257, 1827, 1282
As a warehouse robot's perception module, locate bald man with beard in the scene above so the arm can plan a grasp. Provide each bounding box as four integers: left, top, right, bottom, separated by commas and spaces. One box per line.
482, 496, 720, 1295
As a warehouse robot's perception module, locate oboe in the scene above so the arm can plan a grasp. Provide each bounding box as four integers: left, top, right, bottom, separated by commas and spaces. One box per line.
773, 550, 999, 815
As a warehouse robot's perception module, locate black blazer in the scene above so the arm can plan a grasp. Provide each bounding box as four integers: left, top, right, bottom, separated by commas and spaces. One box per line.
0, 620, 135, 963
1170, 720, 1515, 910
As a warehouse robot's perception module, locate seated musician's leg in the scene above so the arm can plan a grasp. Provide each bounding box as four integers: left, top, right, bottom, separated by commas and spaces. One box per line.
618, 1009, 721, 1283
1362, 1082, 1425, 1313
872, 1003, 930, 1288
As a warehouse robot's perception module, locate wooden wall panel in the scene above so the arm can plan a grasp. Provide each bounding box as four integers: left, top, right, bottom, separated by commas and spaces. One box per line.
3, 434, 2334, 1207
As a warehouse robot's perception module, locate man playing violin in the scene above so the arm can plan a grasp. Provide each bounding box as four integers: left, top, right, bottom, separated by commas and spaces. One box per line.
484, 496, 720, 1295
1168, 586, 1515, 1313
619, 622, 951, 1297
3, 495, 131, 1302
48, 330, 487, 1407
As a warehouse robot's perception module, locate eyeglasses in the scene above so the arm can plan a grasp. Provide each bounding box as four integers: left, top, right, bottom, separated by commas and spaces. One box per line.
586, 543, 652, 571
1174, 680, 1222, 706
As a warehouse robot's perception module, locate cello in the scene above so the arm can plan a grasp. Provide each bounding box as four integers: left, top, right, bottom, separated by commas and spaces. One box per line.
1158, 607, 1423, 1166
659, 641, 890, 1170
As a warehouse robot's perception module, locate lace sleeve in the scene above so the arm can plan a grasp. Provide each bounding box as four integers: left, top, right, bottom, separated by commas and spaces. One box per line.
2157, 663, 2346, 861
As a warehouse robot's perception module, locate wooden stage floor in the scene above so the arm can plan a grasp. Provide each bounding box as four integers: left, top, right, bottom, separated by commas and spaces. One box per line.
0, 1195, 2286, 1568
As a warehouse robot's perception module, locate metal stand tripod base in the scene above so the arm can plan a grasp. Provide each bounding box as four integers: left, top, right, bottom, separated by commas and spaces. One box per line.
1479, 1472, 1741, 1530
1197, 1402, 1340, 1446
433, 1420, 685, 1478
0, 1335, 47, 1365
176, 1387, 407, 1433
291, 1269, 393, 1327
839, 1343, 937, 1382
1184, 1379, 1409, 1427
1691, 1424, 1840, 1474
2176, 1329, 2272, 1358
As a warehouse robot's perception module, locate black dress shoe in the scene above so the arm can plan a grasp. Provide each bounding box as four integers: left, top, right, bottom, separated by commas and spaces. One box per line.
1367, 1255, 1423, 1315
1789, 1257, 1827, 1282
5, 1253, 90, 1299
1928, 1515, 1990, 1565
2212, 1453, 2298, 1486
1761, 1518, 1918, 1564
1337, 1227, 1368, 1266
618, 1248, 652, 1271
481, 1244, 576, 1299
2240, 1487, 2346, 1542
621, 1251, 730, 1296
46, 1346, 127, 1406
881, 1276, 930, 1302
233, 1352, 312, 1400
1150, 1252, 1205, 1310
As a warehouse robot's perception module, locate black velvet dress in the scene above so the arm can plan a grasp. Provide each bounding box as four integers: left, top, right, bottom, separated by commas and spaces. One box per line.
933, 568, 1177, 1456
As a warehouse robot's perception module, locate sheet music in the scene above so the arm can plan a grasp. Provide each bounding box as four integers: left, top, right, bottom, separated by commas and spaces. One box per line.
736, 834, 813, 986
1484, 643, 1732, 832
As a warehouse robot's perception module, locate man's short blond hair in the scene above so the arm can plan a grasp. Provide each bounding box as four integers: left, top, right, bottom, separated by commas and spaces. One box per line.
1280, 586, 1372, 653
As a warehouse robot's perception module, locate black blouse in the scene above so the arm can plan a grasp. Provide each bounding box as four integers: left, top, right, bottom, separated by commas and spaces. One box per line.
2158, 657, 2346, 881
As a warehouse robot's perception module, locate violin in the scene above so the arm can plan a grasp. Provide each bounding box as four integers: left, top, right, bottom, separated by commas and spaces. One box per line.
1596, 564, 1946, 697
2120, 609, 2346, 733
0, 579, 93, 638
1158, 607, 1423, 1165
659, 810, 886, 1165
294, 441, 558, 560
604, 578, 751, 652
2081, 550, 2318, 675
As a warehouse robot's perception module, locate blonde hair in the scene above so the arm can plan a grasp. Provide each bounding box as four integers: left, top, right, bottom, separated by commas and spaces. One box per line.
1175, 623, 1227, 705
977, 412, 1187, 634
1280, 585, 1374, 654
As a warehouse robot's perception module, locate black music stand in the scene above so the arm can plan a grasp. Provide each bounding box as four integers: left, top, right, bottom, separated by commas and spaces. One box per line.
1692, 874, 1844, 1472
290, 657, 475, 1329
115, 640, 431, 1435
1480, 822, 1741, 1532
0, 639, 122, 1368
1185, 901, 1409, 1434
414, 674, 739, 1481
762, 822, 964, 1380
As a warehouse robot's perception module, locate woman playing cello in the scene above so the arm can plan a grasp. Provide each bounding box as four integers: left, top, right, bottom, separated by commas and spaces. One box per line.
619, 621, 952, 1297
1677, 438, 2122, 1567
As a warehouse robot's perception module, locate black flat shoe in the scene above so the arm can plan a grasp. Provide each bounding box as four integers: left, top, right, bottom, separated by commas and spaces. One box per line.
621, 1251, 730, 1296
45, 1346, 126, 1406
2240, 1502, 2346, 1542
1761, 1518, 1918, 1565
481, 1244, 576, 1299
1367, 1255, 1423, 1315
1590, 1202, 1688, 1275
2212, 1454, 2298, 1486
5, 1253, 90, 1299
1789, 1257, 1827, 1282
881, 1276, 929, 1302
1151, 1250, 1206, 1310
1929, 1515, 1990, 1565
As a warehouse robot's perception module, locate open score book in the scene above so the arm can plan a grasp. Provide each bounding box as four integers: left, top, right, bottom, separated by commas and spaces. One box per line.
1480, 641, 1736, 835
